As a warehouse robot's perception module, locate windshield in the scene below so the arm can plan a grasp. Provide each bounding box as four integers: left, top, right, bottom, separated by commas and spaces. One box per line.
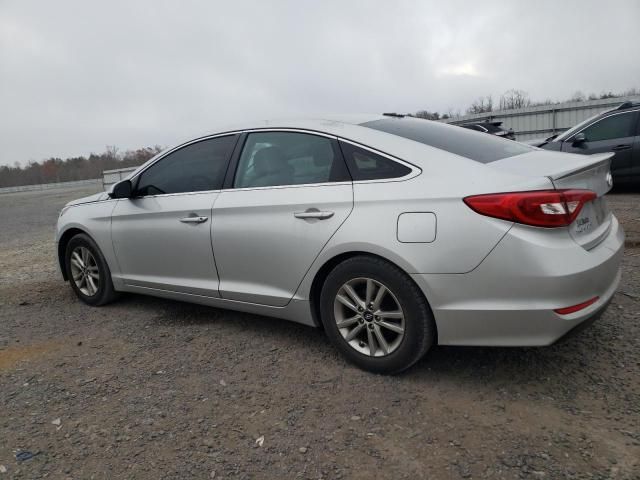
361, 117, 533, 164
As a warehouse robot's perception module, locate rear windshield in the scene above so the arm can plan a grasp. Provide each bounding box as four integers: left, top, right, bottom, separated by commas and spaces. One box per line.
361, 117, 533, 163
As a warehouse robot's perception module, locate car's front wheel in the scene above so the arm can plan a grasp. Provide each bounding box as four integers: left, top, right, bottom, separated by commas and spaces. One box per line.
320, 256, 436, 374
65, 233, 118, 306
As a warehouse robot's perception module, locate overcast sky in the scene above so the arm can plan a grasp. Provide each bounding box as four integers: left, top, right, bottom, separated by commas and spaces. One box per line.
1, 0, 639, 166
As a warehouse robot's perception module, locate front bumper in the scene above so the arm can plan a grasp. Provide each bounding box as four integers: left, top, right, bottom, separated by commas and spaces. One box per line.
412, 215, 625, 346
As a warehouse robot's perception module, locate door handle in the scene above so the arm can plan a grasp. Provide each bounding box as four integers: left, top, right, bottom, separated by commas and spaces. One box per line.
612, 144, 631, 151
179, 215, 208, 224
294, 209, 334, 220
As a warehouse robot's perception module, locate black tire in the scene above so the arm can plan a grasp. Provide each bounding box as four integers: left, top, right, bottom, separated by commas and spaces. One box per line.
65, 233, 118, 306
320, 255, 436, 374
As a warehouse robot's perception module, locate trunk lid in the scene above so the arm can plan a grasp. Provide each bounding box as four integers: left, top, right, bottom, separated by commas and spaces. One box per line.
489, 151, 614, 250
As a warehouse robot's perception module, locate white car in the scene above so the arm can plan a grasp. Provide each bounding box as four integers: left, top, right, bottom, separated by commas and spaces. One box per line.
56, 115, 624, 373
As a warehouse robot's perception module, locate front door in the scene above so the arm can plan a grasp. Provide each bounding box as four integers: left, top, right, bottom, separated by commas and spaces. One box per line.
212, 131, 353, 307
111, 134, 238, 296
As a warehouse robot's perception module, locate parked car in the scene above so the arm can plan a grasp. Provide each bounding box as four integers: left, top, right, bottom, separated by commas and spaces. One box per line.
56, 115, 623, 373
460, 121, 516, 140
532, 101, 640, 184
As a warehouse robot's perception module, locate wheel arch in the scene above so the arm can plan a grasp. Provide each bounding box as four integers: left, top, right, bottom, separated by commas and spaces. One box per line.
57, 227, 90, 280
308, 251, 437, 343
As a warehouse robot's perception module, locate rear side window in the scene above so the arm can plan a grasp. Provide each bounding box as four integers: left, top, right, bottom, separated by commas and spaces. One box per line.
361, 117, 533, 163
580, 112, 638, 142
339, 141, 411, 180
136, 135, 236, 195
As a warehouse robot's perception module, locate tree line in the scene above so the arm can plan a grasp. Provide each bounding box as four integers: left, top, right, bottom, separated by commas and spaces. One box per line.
0, 146, 162, 188
414, 87, 640, 120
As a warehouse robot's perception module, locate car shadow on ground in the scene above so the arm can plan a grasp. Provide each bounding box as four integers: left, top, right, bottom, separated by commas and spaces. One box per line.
610, 184, 639, 194
112, 291, 321, 339
111, 291, 605, 387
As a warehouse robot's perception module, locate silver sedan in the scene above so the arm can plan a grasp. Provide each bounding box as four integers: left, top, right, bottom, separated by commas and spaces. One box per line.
56, 115, 624, 373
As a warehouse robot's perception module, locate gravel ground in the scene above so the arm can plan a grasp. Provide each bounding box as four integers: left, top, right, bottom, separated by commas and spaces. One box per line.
0, 186, 639, 479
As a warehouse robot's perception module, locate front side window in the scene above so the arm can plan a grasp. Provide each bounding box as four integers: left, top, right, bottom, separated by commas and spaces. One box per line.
136, 135, 237, 195
234, 132, 348, 188
339, 142, 411, 180
579, 112, 638, 142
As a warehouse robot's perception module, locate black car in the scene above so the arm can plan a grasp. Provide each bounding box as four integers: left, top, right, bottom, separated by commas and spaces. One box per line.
534, 101, 640, 184
460, 121, 516, 140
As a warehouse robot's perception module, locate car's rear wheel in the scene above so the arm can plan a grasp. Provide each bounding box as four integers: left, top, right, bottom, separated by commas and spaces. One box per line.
65, 233, 118, 306
320, 256, 436, 374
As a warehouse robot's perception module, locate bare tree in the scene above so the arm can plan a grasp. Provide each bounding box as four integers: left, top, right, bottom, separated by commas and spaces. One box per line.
499, 89, 530, 110
415, 110, 440, 120
466, 95, 493, 114
105, 145, 120, 161
411, 86, 639, 125
446, 108, 461, 119
570, 91, 586, 102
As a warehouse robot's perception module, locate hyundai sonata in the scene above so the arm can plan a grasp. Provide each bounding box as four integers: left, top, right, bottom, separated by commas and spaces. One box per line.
56, 115, 624, 373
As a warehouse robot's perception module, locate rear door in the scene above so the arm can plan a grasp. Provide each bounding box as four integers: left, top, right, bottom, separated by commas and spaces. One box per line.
212, 130, 353, 307
561, 110, 638, 179
111, 134, 237, 296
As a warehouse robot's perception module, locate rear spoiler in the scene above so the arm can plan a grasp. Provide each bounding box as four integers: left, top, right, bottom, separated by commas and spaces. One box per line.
551, 152, 613, 181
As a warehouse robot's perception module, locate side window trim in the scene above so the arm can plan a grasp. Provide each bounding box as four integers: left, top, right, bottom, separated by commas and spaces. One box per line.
222, 132, 248, 189
338, 138, 421, 183
131, 133, 240, 197
569, 111, 638, 142
223, 129, 351, 191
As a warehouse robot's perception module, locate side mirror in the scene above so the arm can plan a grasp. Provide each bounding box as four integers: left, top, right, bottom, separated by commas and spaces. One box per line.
111, 179, 133, 199
572, 132, 587, 145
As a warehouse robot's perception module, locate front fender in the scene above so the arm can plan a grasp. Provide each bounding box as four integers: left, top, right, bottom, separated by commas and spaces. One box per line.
56, 200, 120, 284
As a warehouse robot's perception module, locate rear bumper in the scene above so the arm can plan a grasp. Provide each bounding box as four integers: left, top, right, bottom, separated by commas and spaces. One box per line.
412, 215, 624, 346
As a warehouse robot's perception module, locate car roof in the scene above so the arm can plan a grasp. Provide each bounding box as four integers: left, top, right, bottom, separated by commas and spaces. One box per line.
130, 114, 540, 195
207, 114, 386, 135
200, 115, 534, 164
141, 115, 500, 180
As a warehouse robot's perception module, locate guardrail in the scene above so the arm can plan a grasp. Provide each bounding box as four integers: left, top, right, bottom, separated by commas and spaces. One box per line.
0, 178, 102, 195
103, 167, 138, 189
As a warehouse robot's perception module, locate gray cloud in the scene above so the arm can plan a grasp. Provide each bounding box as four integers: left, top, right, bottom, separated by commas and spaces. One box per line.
1, 0, 639, 165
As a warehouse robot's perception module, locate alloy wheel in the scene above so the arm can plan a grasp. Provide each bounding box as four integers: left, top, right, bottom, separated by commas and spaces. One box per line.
333, 277, 405, 357
69, 246, 100, 296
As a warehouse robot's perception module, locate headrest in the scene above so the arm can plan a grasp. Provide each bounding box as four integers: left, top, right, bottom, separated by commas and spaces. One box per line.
253, 146, 287, 175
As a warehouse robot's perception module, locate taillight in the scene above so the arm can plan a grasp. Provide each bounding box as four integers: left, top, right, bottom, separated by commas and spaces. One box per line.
463, 189, 597, 228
